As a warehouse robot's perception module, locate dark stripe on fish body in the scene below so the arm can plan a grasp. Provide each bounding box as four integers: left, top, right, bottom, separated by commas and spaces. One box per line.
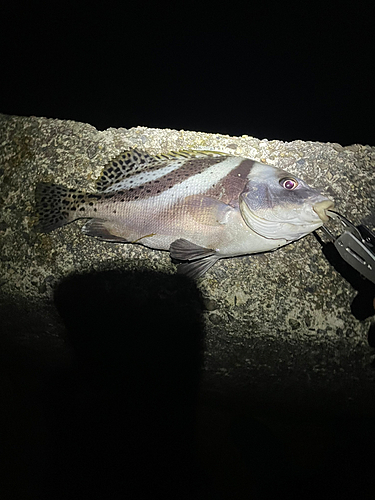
233, 159, 256, 179
103, 156, 231, 203
205, 159, 255, 204
96, 150, 230, 193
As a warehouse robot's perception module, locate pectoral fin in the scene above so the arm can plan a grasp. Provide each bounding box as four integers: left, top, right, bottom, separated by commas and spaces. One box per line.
170, 238, 219, 279
183, 195, 234, 226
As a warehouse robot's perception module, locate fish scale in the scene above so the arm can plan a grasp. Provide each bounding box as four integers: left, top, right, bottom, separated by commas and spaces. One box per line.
35, 149, 334, 278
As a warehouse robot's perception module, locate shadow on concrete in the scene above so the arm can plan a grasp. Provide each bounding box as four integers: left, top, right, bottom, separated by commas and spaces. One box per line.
1, 270, 375, 499
41, 270, 206, 499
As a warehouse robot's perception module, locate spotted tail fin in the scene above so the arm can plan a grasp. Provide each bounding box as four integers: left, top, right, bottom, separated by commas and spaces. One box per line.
35, 182, 84, 233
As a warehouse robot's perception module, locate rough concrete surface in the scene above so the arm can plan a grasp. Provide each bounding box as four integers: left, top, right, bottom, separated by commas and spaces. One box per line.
1, 113, 375, 415
2, 114, 375, 498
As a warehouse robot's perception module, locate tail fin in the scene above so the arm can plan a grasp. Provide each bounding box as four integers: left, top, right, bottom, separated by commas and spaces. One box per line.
35, 182, 81, 233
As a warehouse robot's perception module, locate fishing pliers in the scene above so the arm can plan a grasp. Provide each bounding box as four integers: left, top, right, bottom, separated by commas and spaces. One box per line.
320, 210, 375, 285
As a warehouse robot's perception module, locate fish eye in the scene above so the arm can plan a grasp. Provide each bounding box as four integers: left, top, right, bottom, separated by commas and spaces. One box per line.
280, 178, 298, 190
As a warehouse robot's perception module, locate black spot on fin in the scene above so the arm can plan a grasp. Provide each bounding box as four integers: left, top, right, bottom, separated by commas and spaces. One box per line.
82, 219, 129, 243
35, 182, 81, 233
170, 238, 219, 278
96, 149, 154, 192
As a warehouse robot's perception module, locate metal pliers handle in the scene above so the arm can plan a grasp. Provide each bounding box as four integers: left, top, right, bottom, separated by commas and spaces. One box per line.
320, 211, 375, 285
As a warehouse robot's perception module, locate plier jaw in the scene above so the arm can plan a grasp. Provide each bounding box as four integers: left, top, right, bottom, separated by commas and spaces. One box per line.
320, 211, 375, 285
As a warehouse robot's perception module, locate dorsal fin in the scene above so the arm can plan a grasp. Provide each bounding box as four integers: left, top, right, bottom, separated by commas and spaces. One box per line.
95, 148, 228, 192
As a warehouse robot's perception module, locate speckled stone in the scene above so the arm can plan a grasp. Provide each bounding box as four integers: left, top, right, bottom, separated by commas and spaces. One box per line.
1, 113, 374, 415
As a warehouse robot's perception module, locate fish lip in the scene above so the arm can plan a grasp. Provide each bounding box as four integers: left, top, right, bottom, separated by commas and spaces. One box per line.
313, 200, 335, 222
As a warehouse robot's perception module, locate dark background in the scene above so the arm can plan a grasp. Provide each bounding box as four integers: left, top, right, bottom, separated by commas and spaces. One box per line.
1, 3, 374, 145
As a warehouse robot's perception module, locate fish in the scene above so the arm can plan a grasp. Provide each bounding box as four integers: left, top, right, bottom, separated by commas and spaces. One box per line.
35, 149, 334, 278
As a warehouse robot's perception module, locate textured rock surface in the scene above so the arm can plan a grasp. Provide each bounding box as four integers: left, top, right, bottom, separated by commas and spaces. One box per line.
1, 113, 375, 415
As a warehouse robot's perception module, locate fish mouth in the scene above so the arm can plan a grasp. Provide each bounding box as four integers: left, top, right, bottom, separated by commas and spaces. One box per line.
313, 200, 335, 222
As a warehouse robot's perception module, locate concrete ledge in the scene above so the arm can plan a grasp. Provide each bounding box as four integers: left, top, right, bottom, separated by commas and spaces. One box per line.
1, 113, 375, 414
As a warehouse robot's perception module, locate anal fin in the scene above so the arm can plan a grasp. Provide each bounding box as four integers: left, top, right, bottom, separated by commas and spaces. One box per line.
170, 238, 219, 279
82, 219, 128, 243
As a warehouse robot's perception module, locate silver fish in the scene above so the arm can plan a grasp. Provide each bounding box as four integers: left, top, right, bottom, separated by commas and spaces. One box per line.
35, 149, 334, 278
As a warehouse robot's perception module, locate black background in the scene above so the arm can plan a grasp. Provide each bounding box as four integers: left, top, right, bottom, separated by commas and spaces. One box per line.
1, 3, 374, 145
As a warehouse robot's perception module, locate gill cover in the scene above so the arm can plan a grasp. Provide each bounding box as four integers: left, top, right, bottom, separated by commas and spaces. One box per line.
239, 184, 305, 240
239, 163, 329, 241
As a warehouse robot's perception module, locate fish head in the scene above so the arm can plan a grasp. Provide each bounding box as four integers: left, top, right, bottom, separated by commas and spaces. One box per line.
239, 162, 334, 241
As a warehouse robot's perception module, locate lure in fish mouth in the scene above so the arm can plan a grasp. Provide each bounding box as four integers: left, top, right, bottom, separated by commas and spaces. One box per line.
35, 149, 334, 279
313, 200, 335, 222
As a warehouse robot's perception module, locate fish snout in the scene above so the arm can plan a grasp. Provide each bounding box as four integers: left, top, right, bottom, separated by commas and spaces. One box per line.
313, 200, 335, 222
